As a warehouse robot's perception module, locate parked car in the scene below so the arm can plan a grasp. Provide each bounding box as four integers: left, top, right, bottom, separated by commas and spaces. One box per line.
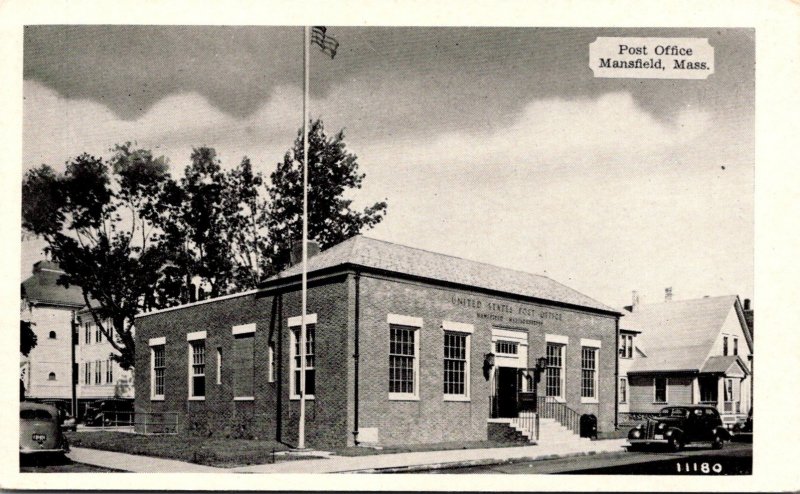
84, 399, 134, 426
732, 408, 753, 440
19, 402, 69, 456
31, 400, 77, 431
627, 405, 731, 451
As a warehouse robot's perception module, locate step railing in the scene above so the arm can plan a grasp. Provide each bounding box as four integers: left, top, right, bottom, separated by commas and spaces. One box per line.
512, 411, 539, 442
537, 396, 580, 435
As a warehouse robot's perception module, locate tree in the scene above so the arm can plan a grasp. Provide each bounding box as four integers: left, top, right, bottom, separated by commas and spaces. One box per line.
266, 119, 387, 272
21, 144, 174, 369
159, 149, 271, 299
20, 320, 37, 357
223, 157, 270, 287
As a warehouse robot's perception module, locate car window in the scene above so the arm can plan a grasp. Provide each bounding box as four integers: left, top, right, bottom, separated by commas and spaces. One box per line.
693, 409, 703, 416
704, 408, 718, 417
20, 409, 53, 420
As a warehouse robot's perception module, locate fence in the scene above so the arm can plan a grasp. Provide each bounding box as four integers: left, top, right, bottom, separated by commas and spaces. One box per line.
135, 412, 179, 435
95, 410, 135, 430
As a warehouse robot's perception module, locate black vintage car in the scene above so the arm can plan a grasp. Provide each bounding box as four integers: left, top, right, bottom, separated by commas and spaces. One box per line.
627, 406, 731, 451
83, 399, 134, 426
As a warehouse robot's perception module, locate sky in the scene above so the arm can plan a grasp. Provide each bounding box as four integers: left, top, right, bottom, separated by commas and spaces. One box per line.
21, 26, 754, 308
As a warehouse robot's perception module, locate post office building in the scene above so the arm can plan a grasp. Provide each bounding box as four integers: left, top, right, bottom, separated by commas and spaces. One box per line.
134, 236, 621, 448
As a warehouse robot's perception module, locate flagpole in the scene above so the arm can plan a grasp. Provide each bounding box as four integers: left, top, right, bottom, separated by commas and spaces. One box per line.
298, 25, 310, 450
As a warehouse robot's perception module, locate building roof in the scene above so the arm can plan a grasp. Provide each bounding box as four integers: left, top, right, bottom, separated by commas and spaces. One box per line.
21, 262, 85, 308
626, 295, 740, 374
701, 355, 750, 376
268, 235, 619, 314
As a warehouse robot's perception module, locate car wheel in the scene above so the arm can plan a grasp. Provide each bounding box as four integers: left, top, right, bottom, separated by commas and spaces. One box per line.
668, 436, 684, 452
712, 434, 724, 450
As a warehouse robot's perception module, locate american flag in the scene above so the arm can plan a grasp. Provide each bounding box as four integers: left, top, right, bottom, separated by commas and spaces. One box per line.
311, 26, 339, 59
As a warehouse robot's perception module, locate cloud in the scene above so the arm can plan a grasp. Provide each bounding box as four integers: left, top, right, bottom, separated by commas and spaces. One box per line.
22, 79, 752, 307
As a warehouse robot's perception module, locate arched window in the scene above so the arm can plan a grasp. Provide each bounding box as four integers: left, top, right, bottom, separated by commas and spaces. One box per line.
48, 372, 56, 381
49, 331, 57, 339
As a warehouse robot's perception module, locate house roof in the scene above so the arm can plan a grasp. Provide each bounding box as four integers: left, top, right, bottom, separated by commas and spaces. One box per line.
267, 235, 619, 314
626, 295, 740, 374
701, 355, 750, 376
21, 263, 85, 308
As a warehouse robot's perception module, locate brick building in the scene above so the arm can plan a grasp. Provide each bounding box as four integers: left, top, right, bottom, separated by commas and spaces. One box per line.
134, 236, 621, 448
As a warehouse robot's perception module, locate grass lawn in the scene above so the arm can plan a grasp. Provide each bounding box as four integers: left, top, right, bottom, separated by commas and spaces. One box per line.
66, 431, 529, 467
596, 429, 630, 440
333, 440, 525, 457
66, 431, 294, 468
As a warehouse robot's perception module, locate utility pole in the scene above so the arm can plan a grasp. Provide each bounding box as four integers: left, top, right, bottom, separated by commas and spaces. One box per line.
71, 310, 78, 419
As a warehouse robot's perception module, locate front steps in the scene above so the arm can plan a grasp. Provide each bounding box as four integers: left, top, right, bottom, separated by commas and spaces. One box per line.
489, 415, 593, 448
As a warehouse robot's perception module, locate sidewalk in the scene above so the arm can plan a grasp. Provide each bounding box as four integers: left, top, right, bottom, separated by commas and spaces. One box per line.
231, 439, 628, 473
68, 439, 629, 474
67, 447, 227, 473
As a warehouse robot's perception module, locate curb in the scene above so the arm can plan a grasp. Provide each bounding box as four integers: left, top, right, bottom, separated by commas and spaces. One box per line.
347, 446, 629, 474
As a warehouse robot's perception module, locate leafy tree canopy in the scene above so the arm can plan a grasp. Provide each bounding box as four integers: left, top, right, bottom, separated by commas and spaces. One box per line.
267, 119, 387, 272
22, 144, 173, 369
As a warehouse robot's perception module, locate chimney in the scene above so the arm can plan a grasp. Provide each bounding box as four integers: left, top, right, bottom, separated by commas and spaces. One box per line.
665, 287, 673, 302
631, 290, 640, 311
33, 260, 63, 274
290, 240, 321, 266
744, 298, 751, 311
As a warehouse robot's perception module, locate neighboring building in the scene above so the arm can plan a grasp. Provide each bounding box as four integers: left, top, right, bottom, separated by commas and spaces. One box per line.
75, 310, 134, 418
20, 260, 134, 418
616, 298, 643, 420
134, 235, 622, 448
619, 294, 753, 429
20, 261, 84, 406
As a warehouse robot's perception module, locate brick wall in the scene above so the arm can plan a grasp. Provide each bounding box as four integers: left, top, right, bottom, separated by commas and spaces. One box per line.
354, 274, 618, 446
134, 277, 352, 449
134, 270, 619, 449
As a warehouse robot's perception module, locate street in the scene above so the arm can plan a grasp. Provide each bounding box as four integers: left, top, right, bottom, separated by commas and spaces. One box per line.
20, 454, 120, 473
424, 441, 752, 475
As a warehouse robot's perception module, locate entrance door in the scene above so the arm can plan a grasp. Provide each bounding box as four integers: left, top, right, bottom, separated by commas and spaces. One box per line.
496, 367, 520, 418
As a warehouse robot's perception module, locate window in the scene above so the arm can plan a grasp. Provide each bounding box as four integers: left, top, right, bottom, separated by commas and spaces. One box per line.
654, 377, 668, 403
495, 340, 518, 355
545, 343, 565, 399
95, 360, 101, 384
443, 332, 469, 399
699, 376, 718, 403
581, 347, 598, 401
268, 342, 275, 383
48, 331, 56, 339
189, 340, 206, 398
619, 377, 628, 403
733, 337, 739, 356
389, 325, 417, 397
291, 325, 315, 399
723, 335, 729, 356
151, 344, 165, 399
48, 372, 56, 381
216, 347, 222, 385
619, 334, 633, 359
84, 362, 90, 385
95, 324, 102, 343
233, 331, 255, 399
106, 359, 113, 383
85, 322, 91, 344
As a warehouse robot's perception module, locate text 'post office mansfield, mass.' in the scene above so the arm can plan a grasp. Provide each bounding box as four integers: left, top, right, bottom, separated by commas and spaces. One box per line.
133, 235, 622, 448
